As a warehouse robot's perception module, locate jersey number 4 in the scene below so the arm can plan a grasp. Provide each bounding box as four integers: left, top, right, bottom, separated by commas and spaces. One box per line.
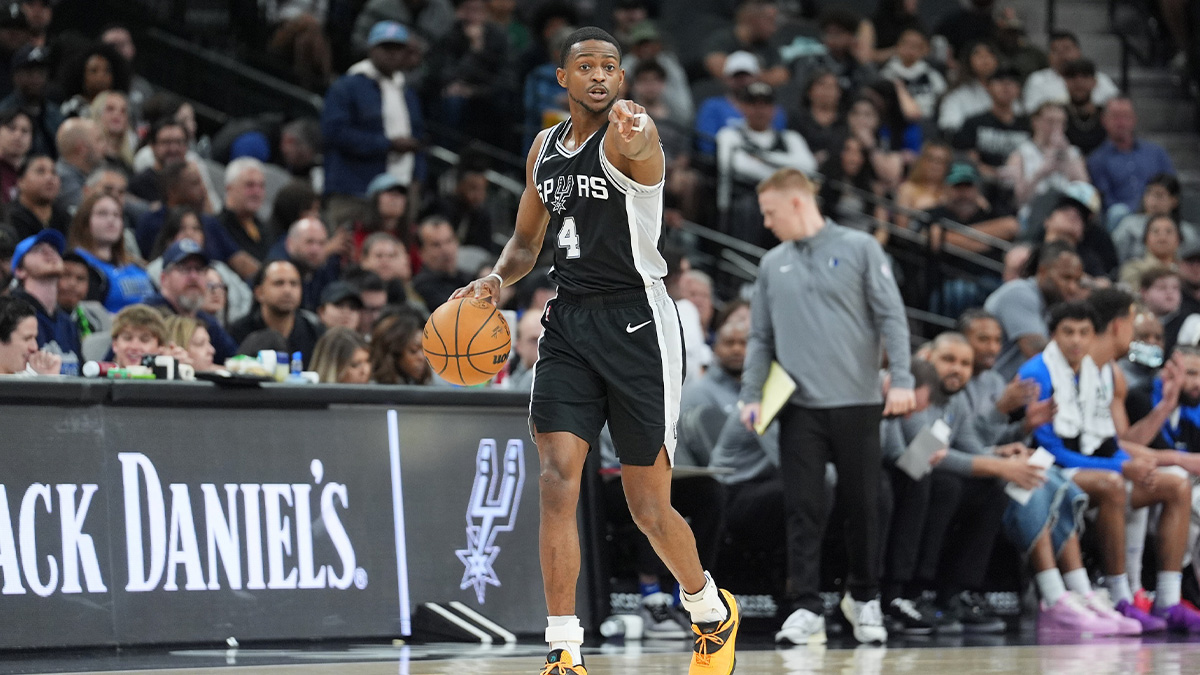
557, 216, 581, 259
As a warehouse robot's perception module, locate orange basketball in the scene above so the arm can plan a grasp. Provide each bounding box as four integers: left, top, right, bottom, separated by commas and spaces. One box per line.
423, 297, 512, 386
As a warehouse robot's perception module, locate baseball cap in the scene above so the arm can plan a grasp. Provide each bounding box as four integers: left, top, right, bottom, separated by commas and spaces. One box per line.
723, 51, 760, 78
738, 81, 775, 103
229, 131, 270, 162
1054, 181, 1100, 217
367, 21, 410, 48
367, 172, 409, 199
11, 228, 63, 273
162, 238, 209, 269
11, 44, 47, 71
319, 281, 363, 308
945, 162, 980, 186
627, 20, 661, 45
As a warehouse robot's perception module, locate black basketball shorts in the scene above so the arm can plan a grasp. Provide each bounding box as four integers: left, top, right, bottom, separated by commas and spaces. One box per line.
529, 281, 685, 466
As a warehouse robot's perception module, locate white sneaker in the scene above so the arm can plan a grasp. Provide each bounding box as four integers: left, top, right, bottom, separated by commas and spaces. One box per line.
841, 594, 888, 644
775, 607, 827, 645
638, 592, 688, 639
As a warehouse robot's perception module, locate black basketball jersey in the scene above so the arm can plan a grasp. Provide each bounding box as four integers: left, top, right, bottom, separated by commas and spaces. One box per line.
532, 120, 667, 295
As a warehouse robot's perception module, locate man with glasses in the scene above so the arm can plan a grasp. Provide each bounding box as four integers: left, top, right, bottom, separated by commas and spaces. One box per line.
147, 238, 239, 361
130, 119, 189, 204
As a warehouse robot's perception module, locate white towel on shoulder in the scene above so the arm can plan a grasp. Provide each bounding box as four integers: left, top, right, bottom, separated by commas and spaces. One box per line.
1043, 340, 1114, 456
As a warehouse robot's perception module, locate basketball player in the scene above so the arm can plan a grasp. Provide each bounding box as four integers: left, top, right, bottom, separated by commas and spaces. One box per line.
452, 27, 738, 675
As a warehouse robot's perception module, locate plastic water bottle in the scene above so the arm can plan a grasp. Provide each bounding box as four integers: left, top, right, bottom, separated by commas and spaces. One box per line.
290, 351, 302, 378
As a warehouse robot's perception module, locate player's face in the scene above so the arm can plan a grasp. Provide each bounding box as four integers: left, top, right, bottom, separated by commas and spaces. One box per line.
1052, 318, 1094, 369
558, 40, 623, 115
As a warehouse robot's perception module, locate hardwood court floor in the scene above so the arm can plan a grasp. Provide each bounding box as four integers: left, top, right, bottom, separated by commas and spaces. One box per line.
18, 639, 1200, 675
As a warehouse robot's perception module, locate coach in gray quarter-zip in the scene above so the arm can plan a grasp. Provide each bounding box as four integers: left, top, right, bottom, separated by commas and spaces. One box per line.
738, 167, 914, 646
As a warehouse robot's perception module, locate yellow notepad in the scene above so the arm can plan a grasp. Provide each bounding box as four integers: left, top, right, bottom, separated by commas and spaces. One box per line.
755, 361, 796, 435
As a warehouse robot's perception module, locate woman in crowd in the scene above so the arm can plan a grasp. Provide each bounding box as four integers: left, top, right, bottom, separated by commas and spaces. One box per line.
846, 95, 904, 189
0, 108, 32, 204
895, 141, 951, 230
1112, 174, 1197, 262
370, 308, 431, 385
146, 206, 253, 323
164, 315, 217, 372
938, 40, 999, 133
202, 268, 229, 327
268, 180, 322, 243
311, 326, 372, 384
68, 193, 155, 312
1006, 102, 1089, 212
1119, 215, 1182, 290
818, 135, 888, 244
59, 44, 131, 119
788, 68, 845, 166
353, 173, 414, 263
89, 90, 136, 173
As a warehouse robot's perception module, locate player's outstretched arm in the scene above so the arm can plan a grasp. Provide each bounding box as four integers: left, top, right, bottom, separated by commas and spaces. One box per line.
603, 99, 664, 186
452, 130, 552, 304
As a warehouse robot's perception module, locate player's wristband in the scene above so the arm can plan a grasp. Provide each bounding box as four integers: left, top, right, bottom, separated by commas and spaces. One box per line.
484, 272, 503, 287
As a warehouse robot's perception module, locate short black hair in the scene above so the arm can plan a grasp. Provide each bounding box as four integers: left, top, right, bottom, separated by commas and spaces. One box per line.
1061, 58, 1096, 78
1049, 30, 1080, 46
1048, 300, 1098, 333
17, 153, 52, 178
149, 117, 186, 145
0, 106, 31, 128
632, 58, 667, 81
0, 295, 35, 344
558, 26, 621, 69
342, 266, 386, 294
1036, 240, 1079, 271
1088, 288, 1135, 333
957, 308, 998, 335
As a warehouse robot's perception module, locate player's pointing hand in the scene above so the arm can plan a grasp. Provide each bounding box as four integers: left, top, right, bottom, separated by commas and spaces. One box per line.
608, 99, 647, 142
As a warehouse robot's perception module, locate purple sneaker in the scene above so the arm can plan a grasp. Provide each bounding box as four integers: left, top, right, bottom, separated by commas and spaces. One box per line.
1116, 599, 1167, 633
1153, 603, 1200, 633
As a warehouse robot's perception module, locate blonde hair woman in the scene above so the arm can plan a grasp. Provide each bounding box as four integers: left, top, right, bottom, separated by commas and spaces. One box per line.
90, 90, 136, 170
311, 327, 371, 384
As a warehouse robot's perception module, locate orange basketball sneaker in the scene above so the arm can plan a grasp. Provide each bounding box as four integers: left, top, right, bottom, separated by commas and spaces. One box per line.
689, 589, 740, 675
541, 649, 586, 675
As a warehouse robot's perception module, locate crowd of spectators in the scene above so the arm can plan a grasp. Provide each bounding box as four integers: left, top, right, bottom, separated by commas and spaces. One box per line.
1, 0, 1199, 642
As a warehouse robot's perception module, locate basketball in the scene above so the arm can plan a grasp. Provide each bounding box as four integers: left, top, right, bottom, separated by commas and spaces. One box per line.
423, 297, 512, 386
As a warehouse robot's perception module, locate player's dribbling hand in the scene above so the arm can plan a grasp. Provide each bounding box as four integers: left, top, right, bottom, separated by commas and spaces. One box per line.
883, 387, 915, 417
608, 99, 647, 142
451, 275, 501, 304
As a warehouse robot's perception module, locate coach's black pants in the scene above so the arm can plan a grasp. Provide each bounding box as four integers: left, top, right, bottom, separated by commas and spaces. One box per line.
780, 404, 882, 613
884, 469, 1008, 600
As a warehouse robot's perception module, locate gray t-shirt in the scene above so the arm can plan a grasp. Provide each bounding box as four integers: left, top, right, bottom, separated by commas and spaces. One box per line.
984, 278, 1047, 381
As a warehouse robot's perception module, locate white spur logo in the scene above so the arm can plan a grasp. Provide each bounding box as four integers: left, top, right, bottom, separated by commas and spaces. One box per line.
456, 439, 526, 603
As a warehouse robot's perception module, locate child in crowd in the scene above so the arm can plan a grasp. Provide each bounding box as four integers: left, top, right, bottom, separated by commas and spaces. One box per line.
880, 28, 947, 121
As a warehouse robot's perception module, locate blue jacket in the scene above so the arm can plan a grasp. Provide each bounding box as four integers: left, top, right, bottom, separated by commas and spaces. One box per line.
321, 72, 426, 197
1019, 352, 1130, 473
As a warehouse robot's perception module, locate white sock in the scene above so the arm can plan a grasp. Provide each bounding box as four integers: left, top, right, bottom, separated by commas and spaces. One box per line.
546, 615, 583, 664
1063, 568, 1093, 596
1105, 574, 1134, 604
1156, 572, 1183, 609
680, 571, 728, 624
1036, 569, 1068, 606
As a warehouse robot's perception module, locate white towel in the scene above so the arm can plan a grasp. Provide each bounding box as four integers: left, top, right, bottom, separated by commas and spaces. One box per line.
347, 59, 414, 185
1043, 340, 1114, 456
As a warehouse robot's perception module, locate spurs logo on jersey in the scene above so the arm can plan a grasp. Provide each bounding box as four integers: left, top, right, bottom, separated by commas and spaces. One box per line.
538, 174, 611, 214
532, 120, 667, 294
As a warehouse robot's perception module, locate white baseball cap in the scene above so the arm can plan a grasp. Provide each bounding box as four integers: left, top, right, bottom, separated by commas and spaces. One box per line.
723, 51, 761, 77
